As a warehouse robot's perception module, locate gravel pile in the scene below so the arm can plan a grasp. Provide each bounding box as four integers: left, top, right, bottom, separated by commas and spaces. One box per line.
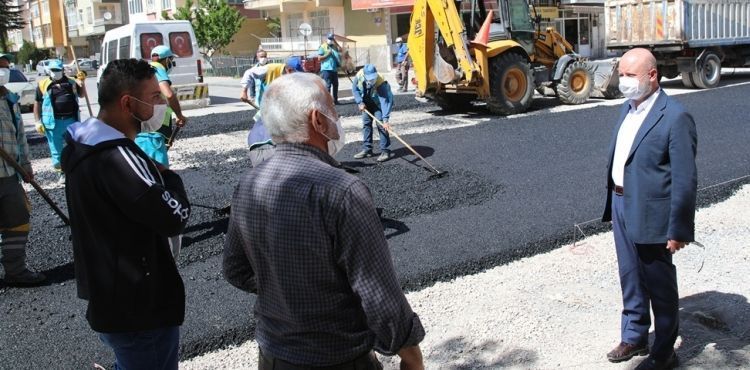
181, 185, 750, 369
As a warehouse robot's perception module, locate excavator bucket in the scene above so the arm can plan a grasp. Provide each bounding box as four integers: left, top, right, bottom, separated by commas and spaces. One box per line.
587, 58, 622, 99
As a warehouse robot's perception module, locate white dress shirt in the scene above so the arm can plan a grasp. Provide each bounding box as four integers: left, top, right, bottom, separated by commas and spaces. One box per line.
611, 89, 661, 186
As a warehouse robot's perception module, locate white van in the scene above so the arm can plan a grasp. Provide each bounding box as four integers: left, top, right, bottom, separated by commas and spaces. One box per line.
97, 20, 209, 108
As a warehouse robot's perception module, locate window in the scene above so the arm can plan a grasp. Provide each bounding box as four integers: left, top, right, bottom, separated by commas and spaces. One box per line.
128, 0, 143, 14
140, 33, 164, 59
226, 0, 242, 4
86, 7, 93, 24
169, 32, 193, 57
100, 43, 107, 64
66, 8, 78, 27
41, 0, 49, 17
119, 37, 131, 58
508, 0, 533, 31
107, 40, 118, 63
41, 24, 51, 39
30, 3, 39, 18
309, 9, 329, 34
287, 13, 303, 35
161, 0, 172, 10
78, 9, 84, 25
9, 69, 27, 83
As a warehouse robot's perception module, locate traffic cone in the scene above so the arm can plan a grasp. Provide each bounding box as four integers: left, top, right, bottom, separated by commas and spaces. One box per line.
472, 10, 493, 47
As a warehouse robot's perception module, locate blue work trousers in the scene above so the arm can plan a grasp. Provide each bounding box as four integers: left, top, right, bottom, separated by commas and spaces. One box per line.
98, 326, 180, 370
612, 192, 679, 360
361, 109, 390, 152
44, 117, 77, 171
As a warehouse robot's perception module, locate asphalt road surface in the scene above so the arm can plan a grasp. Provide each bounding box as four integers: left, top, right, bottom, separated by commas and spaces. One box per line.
2, 75, 750, 368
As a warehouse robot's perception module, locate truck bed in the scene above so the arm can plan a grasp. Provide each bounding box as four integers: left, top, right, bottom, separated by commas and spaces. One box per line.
606, 0, 750, 49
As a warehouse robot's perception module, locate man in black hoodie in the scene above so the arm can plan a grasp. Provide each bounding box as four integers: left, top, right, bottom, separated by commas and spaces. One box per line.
61, 59, 190, 370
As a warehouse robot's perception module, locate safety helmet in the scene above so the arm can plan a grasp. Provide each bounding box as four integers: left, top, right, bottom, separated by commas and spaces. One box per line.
395, 37, 403, 43
151, 45, 175, 59
47, 59, 64, 71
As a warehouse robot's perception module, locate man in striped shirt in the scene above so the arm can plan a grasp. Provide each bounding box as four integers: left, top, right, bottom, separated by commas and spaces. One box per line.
61, 59, 190, 370
0, 53, 46, 286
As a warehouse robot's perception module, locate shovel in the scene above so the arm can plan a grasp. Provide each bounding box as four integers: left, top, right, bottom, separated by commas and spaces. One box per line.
361, 109, 448, 180
0, 147, 70, 226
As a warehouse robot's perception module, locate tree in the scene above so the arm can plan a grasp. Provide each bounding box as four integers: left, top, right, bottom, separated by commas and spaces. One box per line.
0, 0, 26, 52
167, 0, 243, 59
16, 40, 49, 66
266, 16, 281, 38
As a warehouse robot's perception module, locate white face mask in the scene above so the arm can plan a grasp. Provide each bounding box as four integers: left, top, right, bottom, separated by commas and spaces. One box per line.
320, 111, 346, 156
0, 68, 10, 86
618, 74, 649, 100
50, 70, 64, 80
130, 96, 168, 133
258, 57, 268, 65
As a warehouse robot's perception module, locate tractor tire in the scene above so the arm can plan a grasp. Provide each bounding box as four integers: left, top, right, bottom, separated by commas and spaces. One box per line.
486, 52, 534, 115
681, 72, 696, 88
692, 52, 721, 89
433, 93, 474, 112
557, 61, 594, 105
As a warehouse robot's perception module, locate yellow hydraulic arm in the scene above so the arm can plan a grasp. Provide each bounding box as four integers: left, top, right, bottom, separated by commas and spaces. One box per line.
408, 0, 482, 94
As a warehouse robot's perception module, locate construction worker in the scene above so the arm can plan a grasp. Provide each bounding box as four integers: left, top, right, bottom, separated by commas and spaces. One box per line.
318, 33, 341, 104
394, 37, 410, 92
240, 49, 269, 103
245, 56, 304, 166
33, 59, 84, 177
0, 53, 46, 286
134, 45, 188, 168
352, 64, 394, 162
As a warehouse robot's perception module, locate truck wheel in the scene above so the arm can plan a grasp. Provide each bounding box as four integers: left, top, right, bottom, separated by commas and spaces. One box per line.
557, 61, 594, 105
681, 73, 696, 88
692, 53, 721, 89
486, 52, 534, 115
433, 93, 474, 112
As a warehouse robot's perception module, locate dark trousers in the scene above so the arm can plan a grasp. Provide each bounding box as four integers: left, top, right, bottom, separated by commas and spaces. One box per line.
612, 192, 679, 360
259, 350, 382, 370
98, 326, 179, 370
320, 70, 339, 102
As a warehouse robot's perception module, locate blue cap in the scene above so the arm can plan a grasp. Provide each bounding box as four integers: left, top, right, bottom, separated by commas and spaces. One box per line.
363, 64, 378, 81
151, 45, 174, 59
286, 56, 304, 72
327, 33, 335, 40
48, 59, 64, 70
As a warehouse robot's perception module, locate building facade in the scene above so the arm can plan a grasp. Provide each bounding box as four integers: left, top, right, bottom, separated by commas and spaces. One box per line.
66, 0, 128, 60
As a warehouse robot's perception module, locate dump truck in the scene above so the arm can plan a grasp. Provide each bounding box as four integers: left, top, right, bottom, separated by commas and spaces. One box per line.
408, 0, 619, 115
605, 0, 750, 89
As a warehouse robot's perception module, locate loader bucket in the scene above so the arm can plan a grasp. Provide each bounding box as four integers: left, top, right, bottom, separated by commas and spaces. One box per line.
587, 58, 622, 99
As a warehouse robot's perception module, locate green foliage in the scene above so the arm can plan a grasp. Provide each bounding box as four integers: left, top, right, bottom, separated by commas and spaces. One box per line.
16, 41, 50, 66
167, 0, 244, 57
0, 0, 26, 52
266, 17, 281, 37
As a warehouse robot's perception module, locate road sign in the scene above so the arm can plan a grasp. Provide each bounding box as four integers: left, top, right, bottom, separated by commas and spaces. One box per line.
299, 23, 312, 37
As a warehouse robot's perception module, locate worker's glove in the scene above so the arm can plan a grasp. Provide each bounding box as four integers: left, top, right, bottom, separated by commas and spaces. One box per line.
35, 122, 45, 135
76, 70, 87, 81
358, 103, 366, 112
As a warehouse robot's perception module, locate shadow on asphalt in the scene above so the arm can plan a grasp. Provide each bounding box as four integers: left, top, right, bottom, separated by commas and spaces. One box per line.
428, 337, 538, 368
675, 291, 750, 366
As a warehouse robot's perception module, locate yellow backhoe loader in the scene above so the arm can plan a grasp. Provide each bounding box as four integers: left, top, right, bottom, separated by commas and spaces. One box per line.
408, 0, 619, 115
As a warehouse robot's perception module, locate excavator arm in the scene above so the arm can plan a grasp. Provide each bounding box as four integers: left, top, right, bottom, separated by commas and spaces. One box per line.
408, 0, 482, 95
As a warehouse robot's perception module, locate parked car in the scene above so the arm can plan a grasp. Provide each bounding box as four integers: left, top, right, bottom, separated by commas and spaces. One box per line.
64, 58, 97, 76
6, 68, 37, 112
36, 59, 54, 75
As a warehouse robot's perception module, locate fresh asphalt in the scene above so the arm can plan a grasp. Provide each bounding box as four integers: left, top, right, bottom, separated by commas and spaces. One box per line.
1, 77, 750, 367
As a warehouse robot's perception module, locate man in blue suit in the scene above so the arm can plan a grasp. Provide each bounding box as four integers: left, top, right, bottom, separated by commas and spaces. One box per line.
602, 48, 697, 370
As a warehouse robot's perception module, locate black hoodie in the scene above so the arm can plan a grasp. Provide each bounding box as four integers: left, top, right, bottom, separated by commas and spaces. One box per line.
61, 118, 190, 333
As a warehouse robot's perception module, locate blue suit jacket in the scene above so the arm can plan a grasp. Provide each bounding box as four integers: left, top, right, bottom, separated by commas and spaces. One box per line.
602, 91, 698, 244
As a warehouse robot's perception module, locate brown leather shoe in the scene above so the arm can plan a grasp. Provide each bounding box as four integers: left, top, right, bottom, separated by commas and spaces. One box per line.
607, 342, 649, 362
